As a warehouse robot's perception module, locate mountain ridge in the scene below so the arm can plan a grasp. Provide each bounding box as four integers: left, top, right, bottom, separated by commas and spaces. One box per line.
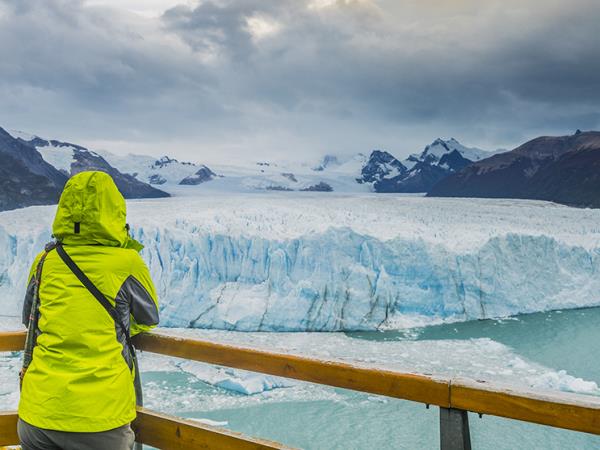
5, 126, 598, 211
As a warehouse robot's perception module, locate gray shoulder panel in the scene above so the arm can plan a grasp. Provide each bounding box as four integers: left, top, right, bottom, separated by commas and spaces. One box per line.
114, 275, 159, 368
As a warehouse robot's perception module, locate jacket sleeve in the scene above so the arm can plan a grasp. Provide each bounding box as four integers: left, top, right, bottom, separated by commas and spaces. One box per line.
22, 253, 43, 327
127, 253, 160, 336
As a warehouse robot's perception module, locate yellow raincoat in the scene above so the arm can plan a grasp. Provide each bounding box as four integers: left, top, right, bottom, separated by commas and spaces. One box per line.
18, 171, 159, 432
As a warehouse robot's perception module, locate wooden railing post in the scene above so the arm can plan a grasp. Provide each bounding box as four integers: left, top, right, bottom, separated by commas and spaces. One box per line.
440, 407, 471, 450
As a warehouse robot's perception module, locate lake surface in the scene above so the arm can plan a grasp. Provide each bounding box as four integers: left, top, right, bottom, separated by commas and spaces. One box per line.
140, 307, 600, 449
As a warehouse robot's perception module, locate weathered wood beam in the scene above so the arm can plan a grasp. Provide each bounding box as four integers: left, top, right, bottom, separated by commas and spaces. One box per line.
0, 332, 24, 352
0, 409, 292, 449
451, 378, 600, 435
0, 412, 18, 447
133, 408, 293, 450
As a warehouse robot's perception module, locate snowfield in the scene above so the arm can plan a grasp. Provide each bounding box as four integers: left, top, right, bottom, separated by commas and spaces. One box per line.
1, 194, 600, 331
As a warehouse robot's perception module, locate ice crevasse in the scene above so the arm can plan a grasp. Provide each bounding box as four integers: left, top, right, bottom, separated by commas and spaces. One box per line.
1, 196, 600, 331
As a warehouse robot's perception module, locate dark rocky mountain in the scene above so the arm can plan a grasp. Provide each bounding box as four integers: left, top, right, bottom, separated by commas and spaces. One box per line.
301, 181, 333, 192
376, 161, 449, 193
179, 165, 217, 185
281, 172, 298, 183
438, 149, 473, 172
428, 131, 600, 208
356, 150, 408, 186
0, 127, 68, 211
392, 139, 491, 193
1, 129, 67, 187
148, 174, 167, 185
152, 155, 194, 169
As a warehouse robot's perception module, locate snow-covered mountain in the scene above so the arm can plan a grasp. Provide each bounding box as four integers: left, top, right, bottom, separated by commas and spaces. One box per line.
179, 165, 218, 185
9, 130, 169, 200
7, 128, 366, 195
9, 129, 205, 189
404, 138, 491, 169
236, 140, 496, 194
97, 149, 348, 191
356, 150, 408, 185
313, 154, 340, 171
174, 155, 369, 194
5, 127, 502, 199
96, 152, 205, 186
357, 138, 498, 193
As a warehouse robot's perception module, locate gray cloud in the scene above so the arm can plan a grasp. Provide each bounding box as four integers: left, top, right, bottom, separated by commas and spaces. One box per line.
0, 0, 599, 163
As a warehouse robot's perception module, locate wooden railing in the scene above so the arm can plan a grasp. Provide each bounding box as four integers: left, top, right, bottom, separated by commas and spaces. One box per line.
2, 330, 600, 449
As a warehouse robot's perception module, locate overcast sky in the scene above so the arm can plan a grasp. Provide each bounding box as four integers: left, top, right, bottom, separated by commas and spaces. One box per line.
1, 0, 599, 164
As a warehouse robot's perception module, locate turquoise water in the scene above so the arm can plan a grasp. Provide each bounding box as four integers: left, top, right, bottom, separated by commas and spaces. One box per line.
358, 307, 600, 383
144, 308, 600, 449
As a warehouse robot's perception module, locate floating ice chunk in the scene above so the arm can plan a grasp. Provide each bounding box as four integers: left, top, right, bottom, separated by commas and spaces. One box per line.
527, 370, 599, 395
179, 362, 294, 395
215, 375, 291, 396
138, 353, 294, 396
188, 418, 229, 427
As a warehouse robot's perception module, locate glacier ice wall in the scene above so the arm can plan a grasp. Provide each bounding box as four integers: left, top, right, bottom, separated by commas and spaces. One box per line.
1, 217, 599, 331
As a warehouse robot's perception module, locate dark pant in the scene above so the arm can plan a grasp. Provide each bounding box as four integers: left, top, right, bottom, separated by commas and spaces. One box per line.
18, 418, 135, 450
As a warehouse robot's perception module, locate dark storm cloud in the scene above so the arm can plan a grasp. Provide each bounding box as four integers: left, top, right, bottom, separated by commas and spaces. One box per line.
164, 1, 600, 120
0, 0, 599, 161
0, 0, 224, 140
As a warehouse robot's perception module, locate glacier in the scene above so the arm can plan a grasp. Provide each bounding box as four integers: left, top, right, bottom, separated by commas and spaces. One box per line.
1, 194, 600, 331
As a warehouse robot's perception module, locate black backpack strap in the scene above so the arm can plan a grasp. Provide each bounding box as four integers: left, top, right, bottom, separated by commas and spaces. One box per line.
55, 243, 143, 408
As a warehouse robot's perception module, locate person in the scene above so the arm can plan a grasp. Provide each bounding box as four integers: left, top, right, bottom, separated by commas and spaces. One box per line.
17, 171, 160, 450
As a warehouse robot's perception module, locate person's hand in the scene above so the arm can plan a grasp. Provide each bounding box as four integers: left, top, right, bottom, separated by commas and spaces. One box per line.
19, 367, 26, 391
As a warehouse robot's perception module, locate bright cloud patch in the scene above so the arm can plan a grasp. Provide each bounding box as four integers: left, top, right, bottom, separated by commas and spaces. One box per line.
246, 15, 281, 40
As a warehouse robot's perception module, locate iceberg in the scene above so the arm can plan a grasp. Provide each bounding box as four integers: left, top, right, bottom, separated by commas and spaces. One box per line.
1, 195, 600, 331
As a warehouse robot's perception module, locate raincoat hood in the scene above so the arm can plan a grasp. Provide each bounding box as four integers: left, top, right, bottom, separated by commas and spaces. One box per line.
52, 171, 143, 250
